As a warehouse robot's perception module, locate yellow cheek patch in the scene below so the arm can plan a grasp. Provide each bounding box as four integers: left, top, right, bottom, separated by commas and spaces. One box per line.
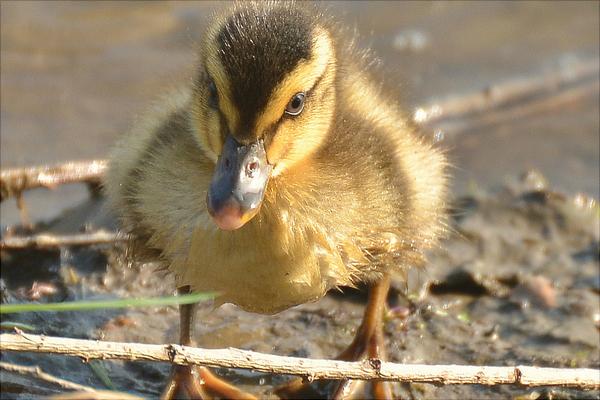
269, 83, 336, 177
266, 124, 292, 167
206, 112, 223, 157
202, 22, 240, 143
255, 27, 333, 136
190, 96, 218, 163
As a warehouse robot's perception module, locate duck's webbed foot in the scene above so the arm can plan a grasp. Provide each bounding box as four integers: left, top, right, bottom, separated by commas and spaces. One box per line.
274, 275, 394, 400
161, 287, 257, 400
161, 365, 257, 400
161, 365, 206, 400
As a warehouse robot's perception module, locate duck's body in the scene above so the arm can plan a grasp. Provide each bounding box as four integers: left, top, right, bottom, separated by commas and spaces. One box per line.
105, 2, 446, 397
107, 73, 445, 314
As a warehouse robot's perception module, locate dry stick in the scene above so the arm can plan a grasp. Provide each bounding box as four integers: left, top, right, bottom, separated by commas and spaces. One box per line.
0, 360, 98, 392
432, 76, 600, 135
15, 192, 33, 231
1, 333, 598, 389
0, 230, 128, 250
0, 159, 108, 202
414, 57, 599, 125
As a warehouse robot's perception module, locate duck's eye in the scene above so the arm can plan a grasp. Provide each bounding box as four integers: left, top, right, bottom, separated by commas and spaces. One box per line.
207, 78, 218, 109
285, 92, 305, 116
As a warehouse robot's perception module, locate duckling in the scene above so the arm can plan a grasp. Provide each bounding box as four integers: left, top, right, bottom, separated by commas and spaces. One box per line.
105, 1, 447, 399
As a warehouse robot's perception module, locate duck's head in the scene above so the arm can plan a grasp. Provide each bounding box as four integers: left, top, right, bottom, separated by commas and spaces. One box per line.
190, 2, 336, 230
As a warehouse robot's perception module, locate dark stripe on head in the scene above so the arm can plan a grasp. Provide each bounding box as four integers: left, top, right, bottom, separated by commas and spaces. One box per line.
217, 3, 312, 139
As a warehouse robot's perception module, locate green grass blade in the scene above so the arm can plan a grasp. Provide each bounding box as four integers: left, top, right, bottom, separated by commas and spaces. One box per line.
0, 292, 216, 314
0, 321, 37, 331
88, 360, 115, 390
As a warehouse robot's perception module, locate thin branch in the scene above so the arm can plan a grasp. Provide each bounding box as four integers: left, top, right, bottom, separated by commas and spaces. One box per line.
0, 159, 107, 202
15, 192, 33, 230
0, 360, 98, 392
431, 77, 600, 135
1, 333, 598, 389
414, 57, 599, 126
0, 230, 128, 250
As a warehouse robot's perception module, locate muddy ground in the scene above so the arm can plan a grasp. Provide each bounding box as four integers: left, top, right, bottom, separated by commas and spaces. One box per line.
1, 172, 598, 400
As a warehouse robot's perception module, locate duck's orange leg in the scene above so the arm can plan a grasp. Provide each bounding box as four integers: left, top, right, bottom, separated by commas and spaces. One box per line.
275, 275, 394, 400
160, 287, 257, 400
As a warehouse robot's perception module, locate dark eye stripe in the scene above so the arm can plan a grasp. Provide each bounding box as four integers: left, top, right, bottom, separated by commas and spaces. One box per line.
207, 76, 219, 109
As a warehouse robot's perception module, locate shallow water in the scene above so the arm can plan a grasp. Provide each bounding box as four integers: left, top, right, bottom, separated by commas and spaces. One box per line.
1, 1, 598, 225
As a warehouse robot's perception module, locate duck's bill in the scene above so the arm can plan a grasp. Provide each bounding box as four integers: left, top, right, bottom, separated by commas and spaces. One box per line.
207, 135, 273, 230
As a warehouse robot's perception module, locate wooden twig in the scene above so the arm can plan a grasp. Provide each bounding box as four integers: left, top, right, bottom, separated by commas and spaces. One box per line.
0, 230, 128, 250
15, 192, 33, 230
0, 159, 107, 202
1, 333, 598, 389
414, 57, 599, 126
0, 360, 97, 392
431, 77, 600, 135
